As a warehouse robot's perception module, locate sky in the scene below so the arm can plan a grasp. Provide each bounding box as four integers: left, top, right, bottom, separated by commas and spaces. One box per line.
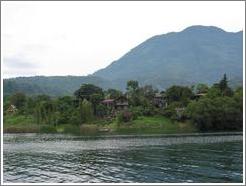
1, 1, 245, 78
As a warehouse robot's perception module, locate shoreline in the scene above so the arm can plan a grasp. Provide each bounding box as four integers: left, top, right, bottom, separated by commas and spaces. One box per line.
3, 131, 243, 139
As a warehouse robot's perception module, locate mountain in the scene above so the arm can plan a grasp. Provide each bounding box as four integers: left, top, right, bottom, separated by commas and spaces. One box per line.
3, 76, 113, 97
94, 25, 243, 90
3, 25, 243, 97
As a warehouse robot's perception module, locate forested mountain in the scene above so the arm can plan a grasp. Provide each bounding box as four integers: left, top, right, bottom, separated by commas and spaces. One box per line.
3, 25, 243, 96
94, 25, 243, 90
3, 76, 113, 97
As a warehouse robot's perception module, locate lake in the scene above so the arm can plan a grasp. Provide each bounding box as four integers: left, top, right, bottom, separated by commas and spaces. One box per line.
3, 133, 243, 183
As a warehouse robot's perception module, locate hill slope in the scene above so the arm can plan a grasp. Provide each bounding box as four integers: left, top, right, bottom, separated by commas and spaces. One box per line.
3, 25, 243, 96
3, 76, 113, 97
94, 25, 243, 90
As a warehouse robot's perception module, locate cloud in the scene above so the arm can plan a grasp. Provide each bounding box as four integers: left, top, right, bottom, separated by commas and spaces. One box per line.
3, 57, 38, 69
2, 1, 244, 78
3, 56, 40, 78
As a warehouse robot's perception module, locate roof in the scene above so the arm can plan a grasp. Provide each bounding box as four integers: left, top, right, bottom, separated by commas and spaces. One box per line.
154, 93, 166, 98
10, 105, 17, 109
102, 99, 115, 103
116, 102, 128, 106
195, 93, 207, 96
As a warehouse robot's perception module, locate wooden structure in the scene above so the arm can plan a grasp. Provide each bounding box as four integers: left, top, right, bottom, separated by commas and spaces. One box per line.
6, 105, 18, 114
101, 99, 115, 108
193, 93, 207, 100
153, 93, 168, 108
115, 96, 128, 110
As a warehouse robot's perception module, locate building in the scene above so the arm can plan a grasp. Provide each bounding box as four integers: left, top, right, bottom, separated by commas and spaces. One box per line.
153, 93, 168, 108
101, 99, 115, 108
6, 105, 18, 114
115, 96, 128, 110
193, 93, 207, 100
101, 96, 129, 116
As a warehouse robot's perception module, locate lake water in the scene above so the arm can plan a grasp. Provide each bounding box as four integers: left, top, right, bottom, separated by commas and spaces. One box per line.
3, 133, 243, 183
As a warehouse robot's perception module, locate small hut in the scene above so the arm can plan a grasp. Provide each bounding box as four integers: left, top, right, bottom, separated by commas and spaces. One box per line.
153, 93, 168, 108
193, 93, 207, 100
101, 99, 115, 108
115, 96, 128, 110
6, 105, 18, 114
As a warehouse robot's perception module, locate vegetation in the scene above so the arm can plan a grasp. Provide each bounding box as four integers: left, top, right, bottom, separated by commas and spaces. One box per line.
3, 74, 243, 135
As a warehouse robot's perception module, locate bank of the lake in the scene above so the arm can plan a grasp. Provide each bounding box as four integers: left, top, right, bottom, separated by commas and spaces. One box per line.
3, 115, 198, 135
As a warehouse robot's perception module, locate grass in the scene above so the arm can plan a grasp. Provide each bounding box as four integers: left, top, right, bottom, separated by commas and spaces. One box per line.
109, 115, 198, 134
3, 114, 197, 135
3, 114, 40, 133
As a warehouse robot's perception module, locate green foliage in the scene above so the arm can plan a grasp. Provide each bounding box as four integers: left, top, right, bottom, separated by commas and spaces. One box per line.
106, 88, 123, 99
74, 84, 104, 115
139, 85, 157, 99
195, 83, 209, 94
95, 104, 108, 117
9, 92, 26, 111
163, 102, 183, 120
3, 75, 112, 97
166, 85, 193, 105
117, 111, 133, 124
3, 74, 243, 134
74, 84, 103, 101
80, 124, 98, 135
212, 74, 234, 97
186, 92, 243, 131
129, 106, 144, 117
127, 80, 139, 92
79, 99, 93, 124
40, 125, 57, 133
114, 116, 197, 134
35, 100, 57, 125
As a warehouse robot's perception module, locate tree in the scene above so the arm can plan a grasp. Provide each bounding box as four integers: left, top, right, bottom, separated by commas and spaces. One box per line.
139, 85, 157, 99
10, 92, 26, 109
166, 85, 193, 105
127, 80, 139, 92
216, 74, 233, 96
74, 84, 103, 101
195, 83, 209, 94
74, 84, 104, 115
126, 80, 141, 106
106, 89, 123, 99
186, 93, 243, 131
34, 100, 56, 125
55, 96, 75, 124
79, 99, 93, 124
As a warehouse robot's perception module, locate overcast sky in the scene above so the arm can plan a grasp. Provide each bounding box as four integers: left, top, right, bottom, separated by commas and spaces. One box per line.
1, 1, 245, 78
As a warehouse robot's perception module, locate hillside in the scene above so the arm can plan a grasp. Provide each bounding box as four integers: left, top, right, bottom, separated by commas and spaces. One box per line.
3, 75, 113, 97
94, 25, 243, 90
3, 25, 243, 96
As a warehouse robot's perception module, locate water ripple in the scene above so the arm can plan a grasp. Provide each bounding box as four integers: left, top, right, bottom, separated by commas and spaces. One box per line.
3, 134, 243, 183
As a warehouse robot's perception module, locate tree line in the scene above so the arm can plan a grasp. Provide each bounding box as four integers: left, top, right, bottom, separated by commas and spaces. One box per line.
3, 74, 243, 132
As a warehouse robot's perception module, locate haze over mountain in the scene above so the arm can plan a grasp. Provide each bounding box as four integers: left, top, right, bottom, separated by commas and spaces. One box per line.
4, 25, 243, 96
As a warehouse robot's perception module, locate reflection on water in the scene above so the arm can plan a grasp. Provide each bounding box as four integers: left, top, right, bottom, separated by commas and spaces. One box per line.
3, 133, 243, 183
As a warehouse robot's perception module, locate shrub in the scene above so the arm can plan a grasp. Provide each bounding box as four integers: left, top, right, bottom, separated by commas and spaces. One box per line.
117, 111, 133, 123
40, 125, 56, 133
80, 124, 98, 135
129, 106, 144, 119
